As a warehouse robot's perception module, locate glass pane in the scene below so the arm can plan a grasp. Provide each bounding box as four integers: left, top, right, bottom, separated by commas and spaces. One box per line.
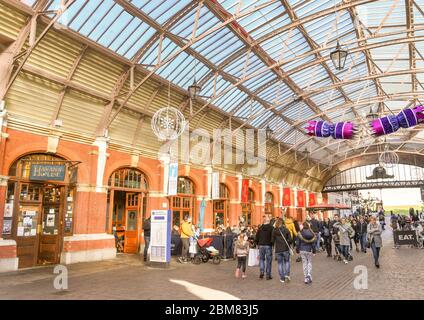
126, 210, 138, 231
64, 188, 75, 234
42, 205, 59, 235
173, 210, 181, 228
17, 205, 39, 237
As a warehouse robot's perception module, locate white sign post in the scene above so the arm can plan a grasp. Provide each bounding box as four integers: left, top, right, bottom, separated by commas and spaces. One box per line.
168, 162, 178, 196
150, 210, 171, 267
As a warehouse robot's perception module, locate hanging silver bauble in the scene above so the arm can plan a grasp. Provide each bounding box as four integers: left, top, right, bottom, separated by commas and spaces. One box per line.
379, 146, 399, 169
151, 106, 186, 141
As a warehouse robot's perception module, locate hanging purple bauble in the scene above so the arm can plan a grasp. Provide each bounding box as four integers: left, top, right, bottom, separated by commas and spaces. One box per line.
306, 120, 355, 139
371, 106, 424, 136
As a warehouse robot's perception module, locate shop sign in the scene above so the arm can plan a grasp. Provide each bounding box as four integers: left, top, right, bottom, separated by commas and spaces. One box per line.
29, 164, 66, 181
393, 231, 418, 246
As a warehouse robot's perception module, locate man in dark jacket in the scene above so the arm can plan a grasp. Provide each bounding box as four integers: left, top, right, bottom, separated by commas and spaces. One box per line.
310, 212, 322, 251
255, 216, 274, 280
143, 217, 151, 261
357, 216, 368, 253
272, 218, 292, 283
296, 222, 316, 284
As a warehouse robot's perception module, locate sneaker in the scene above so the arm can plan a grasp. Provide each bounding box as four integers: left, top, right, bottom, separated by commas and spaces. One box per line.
375, 263, 380, 268
266, 275, 272, 280
242, 274, 247, 279
343, 259, 348, 264
280, 279, 285, 284
285, 276, 291, 282
304, 279, 309, 284
259, 273, 264, 279
178, 257, 184, 263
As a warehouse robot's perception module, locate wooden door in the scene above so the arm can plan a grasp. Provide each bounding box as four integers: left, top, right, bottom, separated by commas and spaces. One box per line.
14, 183, 43, 268
38, 186, 64, 265
124, 193, 140, 254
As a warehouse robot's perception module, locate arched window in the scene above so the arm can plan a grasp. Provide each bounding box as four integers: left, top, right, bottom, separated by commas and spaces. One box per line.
171, 177, 195, 228
264, 192, 274, 217
108, 168, 148, 190
213, 183, 230, 229
241, 188, 254, 226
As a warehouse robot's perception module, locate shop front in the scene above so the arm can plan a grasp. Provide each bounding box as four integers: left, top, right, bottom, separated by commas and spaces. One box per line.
2, 153, 78, 268
106, 168, 148, 254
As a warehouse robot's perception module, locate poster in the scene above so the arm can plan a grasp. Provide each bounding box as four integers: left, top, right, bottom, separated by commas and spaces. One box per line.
211, 172, 220, 200
46, 214, 55, 227
30, 229, 37, 236
168, 162, 178, 196
4, 203, 13, 218
2, 220, 12, 234
23, 216, 33, 228
17, 227, 24, 237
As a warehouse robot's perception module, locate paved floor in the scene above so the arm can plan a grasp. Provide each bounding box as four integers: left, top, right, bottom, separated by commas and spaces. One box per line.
1, 226, 423, 300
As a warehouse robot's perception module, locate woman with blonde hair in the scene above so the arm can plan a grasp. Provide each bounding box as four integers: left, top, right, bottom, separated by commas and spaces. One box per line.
367, 216, 383, 268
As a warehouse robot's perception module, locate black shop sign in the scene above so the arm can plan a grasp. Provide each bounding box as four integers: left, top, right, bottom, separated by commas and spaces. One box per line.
393, 230, 417, 246
29, 164, 66, 181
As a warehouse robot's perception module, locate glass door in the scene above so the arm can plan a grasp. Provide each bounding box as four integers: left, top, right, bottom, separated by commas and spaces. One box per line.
124, 193, 141, 254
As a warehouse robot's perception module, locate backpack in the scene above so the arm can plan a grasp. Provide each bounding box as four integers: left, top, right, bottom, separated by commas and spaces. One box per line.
323, 226, 330, 237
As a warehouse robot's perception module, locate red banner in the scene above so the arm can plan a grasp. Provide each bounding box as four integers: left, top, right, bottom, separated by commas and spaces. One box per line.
241, 179, 249, 203
297, 190, 305, 208
308, 193, 316, 206
283, 188, 291, 206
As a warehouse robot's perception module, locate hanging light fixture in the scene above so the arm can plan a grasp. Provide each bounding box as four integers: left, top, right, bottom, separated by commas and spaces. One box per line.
330, 41, 348, 70
379, 142, 399, 169
188, 61, 201, 99
265, 125, 273, 139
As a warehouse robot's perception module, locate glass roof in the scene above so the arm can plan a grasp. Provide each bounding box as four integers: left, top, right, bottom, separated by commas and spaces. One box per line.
20, 0, 424, 164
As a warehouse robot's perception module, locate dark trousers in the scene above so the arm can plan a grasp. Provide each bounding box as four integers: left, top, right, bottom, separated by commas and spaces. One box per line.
181, 238, 190, 260
237, 256, 247, 273
371, 241, 380, 265
323, 236, 332, 256
143, 235, 150, 258
359, 233, 367, 252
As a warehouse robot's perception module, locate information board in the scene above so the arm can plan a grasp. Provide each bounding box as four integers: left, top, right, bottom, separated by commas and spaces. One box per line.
150, 210, 171, 263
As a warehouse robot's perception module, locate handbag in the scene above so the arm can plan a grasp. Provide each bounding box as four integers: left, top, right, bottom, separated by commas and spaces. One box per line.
189, 242, 197, 254
278, 227, 294, 256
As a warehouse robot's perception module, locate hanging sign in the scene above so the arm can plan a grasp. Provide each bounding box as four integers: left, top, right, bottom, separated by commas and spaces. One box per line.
150, 210, 171, 263
283, 188, 291, 206
211, 172, 220, 200
241, 179, 249, 203
168, 162, 178, 196
29, 164, 66, 181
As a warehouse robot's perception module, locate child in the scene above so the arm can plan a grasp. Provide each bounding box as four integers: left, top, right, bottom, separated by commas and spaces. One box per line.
234, 233, 249, 279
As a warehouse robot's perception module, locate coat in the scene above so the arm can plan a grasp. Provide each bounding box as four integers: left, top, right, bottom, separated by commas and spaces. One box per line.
255, 223, 274, 246
295, 229, 316, 253
333, 222, 355, 246
272, 226, 292, 253
285, 218, 298, 239
180, 221, 194, 239
367, 222, 383, 248
234, 238, 249, 257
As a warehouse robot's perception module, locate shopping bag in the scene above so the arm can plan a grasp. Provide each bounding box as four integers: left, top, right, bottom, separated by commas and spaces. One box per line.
247, 248, 259, 267
189, 243, 197, 254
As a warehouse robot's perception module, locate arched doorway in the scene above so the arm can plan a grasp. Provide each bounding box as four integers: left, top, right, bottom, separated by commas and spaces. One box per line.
5, 153, 78, 268
264, 192, 274, 217
213, 183, 230, 229
241, 188, 254, 226
106, 168, 148, 254
170, 177, 195, 229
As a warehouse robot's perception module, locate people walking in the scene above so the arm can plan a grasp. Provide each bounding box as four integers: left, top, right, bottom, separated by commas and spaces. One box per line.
296, 221, 317, 284
255, 215, 274, 280
179, 215, 194, 263
310, 212, 322, 252
321, 217, 332, 257
234, 233, 249, 279
357, 216, 368, 253
142, 216, 151, 262
272, 218, 293, 283
333, 217, 355, 264
367, 216, 383, 268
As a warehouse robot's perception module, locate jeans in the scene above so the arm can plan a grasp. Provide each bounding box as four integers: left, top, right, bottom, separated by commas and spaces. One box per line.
143, 235, 150, 258
237, 256, 247, 273
340, 245, 349, 260
181, 238, 190, 260
315, 232, 321, 251
300, 251, 313, 280
276, 251, 291, 280
371, 241, 380, 265
259, 245, 272, 276
323, 236, 332, 256
359, 233, 367, 252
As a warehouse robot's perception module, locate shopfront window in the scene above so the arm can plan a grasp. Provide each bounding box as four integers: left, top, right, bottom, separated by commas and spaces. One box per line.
213, 183, 230, 229
171, 177, 195, 228
241, 188, 254, 226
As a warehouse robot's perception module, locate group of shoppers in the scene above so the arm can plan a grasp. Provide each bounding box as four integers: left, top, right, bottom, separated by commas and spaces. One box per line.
232, 211, 385, 285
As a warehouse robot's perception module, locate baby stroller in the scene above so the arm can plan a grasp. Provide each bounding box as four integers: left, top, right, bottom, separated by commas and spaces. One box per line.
192, 237, 221, 265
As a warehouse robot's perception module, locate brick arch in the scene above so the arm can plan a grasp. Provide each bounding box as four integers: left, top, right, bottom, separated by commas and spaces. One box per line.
4, 145, 90, 183
248, 182, 261, 202
221, 181, 235, 199
103, 160, 157, 191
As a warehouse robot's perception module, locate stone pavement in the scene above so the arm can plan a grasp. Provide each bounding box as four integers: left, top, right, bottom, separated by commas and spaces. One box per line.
0, 226, 423, 300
